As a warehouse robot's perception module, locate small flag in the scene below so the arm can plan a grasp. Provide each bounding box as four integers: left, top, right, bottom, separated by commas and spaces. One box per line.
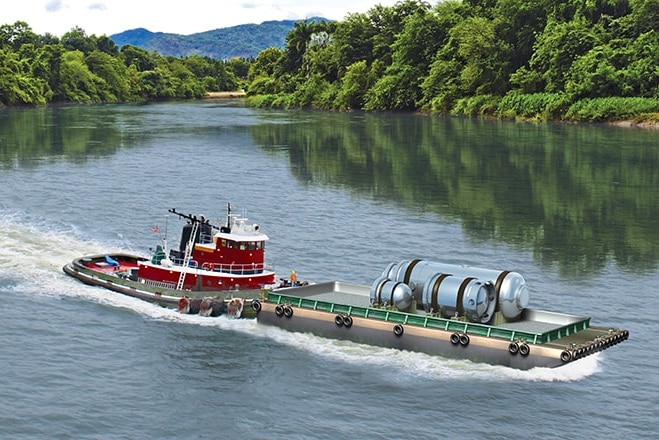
151, 226, 160, 233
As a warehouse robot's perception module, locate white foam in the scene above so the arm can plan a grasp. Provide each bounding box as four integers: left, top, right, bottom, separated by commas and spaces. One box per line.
247, 323, 601, 382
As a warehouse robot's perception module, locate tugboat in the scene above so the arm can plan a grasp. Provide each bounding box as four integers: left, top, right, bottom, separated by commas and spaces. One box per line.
63, 204, 278, 317
255, 259, 630, 369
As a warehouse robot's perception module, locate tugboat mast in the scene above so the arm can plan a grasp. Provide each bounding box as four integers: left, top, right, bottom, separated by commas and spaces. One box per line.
226, 202, 232, 232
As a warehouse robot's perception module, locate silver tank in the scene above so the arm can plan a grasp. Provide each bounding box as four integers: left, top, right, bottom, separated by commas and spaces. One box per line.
383, 259, 529, 320
421, 274, 495, 323
369, 276, 413, 311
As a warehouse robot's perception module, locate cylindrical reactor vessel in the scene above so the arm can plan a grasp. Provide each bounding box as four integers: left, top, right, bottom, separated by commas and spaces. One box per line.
383, 259, 529, 320
422, 274, 495, 323
369, 276, 413, 311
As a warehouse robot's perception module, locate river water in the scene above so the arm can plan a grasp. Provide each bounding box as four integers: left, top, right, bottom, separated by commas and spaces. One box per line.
0, 101, 656, 439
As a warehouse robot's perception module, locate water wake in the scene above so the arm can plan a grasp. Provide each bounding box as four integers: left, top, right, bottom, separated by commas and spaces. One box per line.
249, 323, 600, 383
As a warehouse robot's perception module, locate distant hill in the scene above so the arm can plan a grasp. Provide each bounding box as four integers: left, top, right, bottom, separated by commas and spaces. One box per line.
110, 19, 329, 60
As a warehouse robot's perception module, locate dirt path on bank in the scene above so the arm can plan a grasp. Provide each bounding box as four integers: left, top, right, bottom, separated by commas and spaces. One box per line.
204, 91, 246, 99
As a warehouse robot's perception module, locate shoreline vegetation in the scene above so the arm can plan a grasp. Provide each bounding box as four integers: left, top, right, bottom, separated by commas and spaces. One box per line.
239, 0, 659, 128
2, 0, 659, 128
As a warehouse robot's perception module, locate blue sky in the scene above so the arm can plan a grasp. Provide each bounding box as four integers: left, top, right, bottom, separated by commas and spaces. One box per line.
5, 0, 401, 36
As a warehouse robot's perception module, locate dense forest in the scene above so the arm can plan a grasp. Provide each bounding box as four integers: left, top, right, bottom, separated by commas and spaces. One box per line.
247, 0, 659, 122
2, 0, 659, 123
0, 22, 249, 105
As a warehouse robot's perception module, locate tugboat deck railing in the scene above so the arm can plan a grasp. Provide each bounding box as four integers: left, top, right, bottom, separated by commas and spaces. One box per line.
165, 258, 274, 275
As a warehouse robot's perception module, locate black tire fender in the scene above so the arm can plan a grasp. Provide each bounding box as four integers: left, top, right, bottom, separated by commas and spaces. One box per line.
519, 343, 530, 356
342, 315, 353, 328
459, 333, 470, 346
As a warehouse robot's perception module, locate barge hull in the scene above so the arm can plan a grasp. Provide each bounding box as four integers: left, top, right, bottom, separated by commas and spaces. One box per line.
257, 302, 567, 369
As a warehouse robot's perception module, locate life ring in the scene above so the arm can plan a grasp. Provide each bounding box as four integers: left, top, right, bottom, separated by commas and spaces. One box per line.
177, 296, 190, 314
519, 343, 530, 356
251, 299, 262, 313
342, 315, 353, 328
450, 333, 460, 345
393, 324, 404, 337
508, 342, 519, 355
335, 315, 344, 326
227, 298, 244, 318
459, 333, 470, 346
283, 305, 293, 318
202, 262, 214, 271
275, 304, 285, 316
560, 350, 572, 362
199, 297, 213, 317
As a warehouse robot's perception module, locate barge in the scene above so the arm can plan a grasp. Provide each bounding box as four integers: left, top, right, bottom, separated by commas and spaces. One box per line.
257, 259, 629, 369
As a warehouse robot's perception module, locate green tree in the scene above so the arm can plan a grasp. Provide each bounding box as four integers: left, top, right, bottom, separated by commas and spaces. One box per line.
0, 21, 39, 50
303, 31, 339, 82
369, 0, 432, 66
120, 45, 156, 71
335, 60, 370, 109
520, 17, 604, 93
366, 7, 445, 111
419, 0, 467, 109
57, 50, 103, 102
96, 35, 119, 56
247, 47, 284, 85
227, 58, 250, 79
61, 27, 96, 54
164, 57, 204, 98
34, 44, 63, 100
0, 48, 47, 105
620, 31, 659, 97
333, 13, 376, 70
280, 20, 330, 74
455, 16, 511, 96
615, 0, 659, 37
493, 0, 549, 71
565, 44, 623, 98
86, 49, 131, 101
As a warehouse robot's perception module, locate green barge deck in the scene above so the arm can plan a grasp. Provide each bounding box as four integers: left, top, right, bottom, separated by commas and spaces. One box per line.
267, 282, 590, 345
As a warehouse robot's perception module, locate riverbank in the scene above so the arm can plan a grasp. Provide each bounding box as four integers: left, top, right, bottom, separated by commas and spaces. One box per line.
204, 91, 246, 99
610, 116, 659, 129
